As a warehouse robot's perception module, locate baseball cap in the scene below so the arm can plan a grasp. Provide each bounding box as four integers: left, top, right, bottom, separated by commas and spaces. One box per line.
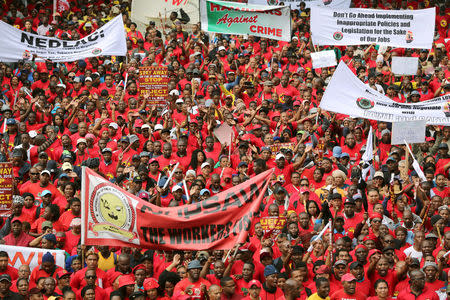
0, 274, 11, 282
40, 170, 51, 176
333, 260, 347, 267
200, 189, 210, 196
201, 162, 211, 169
341, 273, 356, 282
248, 280, 262, 289
187, 260, 202, 270
275, 153, 285, 160
172, 185, 183, 193
41, 190, 52, 197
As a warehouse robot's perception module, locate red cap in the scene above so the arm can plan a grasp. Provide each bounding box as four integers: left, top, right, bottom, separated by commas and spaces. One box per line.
293, 101, 301, 106
132, 264, 146, 273
368, 249, 381, 258
143, 278, 159, 290
118, 275, 135, 288
248, 279, 262, 288
271, 112, 281, 119
370, 213, 383, 221
316, 265, 331, 275
56, 269, 71, 279
425, 137, 435, 142
108, 271, 122, 284
134, 119, 144, 128
354, 244, 367, 251
363, 234, 377, 242
149, 158, 159, 164
11, 217, 22, 224
341, 273, 356, 282
239, 243, 256, 253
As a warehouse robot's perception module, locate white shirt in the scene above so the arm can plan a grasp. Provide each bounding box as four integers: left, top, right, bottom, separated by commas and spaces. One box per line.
403, 245, 423, 261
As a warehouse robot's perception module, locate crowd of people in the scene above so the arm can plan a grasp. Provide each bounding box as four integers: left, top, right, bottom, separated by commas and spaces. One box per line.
0, 0, 449, 300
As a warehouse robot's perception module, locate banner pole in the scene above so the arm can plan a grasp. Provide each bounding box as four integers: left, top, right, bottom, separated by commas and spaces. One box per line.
163, 162, 179, 189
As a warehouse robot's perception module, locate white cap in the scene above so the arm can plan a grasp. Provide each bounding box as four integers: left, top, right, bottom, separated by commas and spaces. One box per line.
154, 124, 163, 130
172, 185, 183, 193
85, 77, 92, 81
175, 99, 184, 104
57, 83, 66, 89
141, 124, 151, 130
186, 170, 196, 177
77, 138, 87, 145
169, 89, 180, 96
275, 153, 285, 160
218, 46, 226, 51
201, 162, 211, 169
109, 122, 119, 129
29, 131, 38, 138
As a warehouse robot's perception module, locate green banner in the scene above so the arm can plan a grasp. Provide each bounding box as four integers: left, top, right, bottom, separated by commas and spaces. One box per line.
200, 0, 291, 41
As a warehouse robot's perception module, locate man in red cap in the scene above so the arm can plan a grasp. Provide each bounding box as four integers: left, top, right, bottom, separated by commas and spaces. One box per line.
230, 244, 265, 283
330, 273, 365, 300
2, 218, 33, 246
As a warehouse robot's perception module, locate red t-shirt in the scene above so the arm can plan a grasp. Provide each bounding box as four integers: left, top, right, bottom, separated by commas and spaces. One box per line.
330, 289, 366, 300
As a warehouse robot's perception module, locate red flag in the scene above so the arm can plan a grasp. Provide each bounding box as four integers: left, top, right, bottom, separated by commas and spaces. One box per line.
81, 167, 273, 250
0, 119, 6, 134
54, 0, 70, 13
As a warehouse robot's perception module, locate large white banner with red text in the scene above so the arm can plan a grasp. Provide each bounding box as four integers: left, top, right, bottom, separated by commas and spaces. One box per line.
0, 245, 65, 270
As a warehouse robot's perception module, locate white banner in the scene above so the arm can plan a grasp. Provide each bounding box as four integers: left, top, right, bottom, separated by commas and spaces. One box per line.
131, 0, 199, 33
319, 62, 450, 125
200, 0, 291, 41
311, 7, 435, 49
0, 244, 65, 270
248, 0, 351, 9
311, 50, 337, 69
391, 56, 419, 75
392, 120, 426, 145
0, 15, 127, 62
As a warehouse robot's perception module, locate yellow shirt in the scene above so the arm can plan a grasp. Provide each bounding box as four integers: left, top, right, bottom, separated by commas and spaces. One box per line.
98, 252, 116, 272
307, 293, 330, 300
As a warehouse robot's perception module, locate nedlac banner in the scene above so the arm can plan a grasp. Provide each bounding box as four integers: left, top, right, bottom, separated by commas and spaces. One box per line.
0, 14, 127, 62
81, 167, 273, 250
311, 7, 435, 49
200, 0, 291, 41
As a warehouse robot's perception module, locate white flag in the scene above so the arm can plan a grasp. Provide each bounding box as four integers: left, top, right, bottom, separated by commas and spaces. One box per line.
404, 140, 426, 181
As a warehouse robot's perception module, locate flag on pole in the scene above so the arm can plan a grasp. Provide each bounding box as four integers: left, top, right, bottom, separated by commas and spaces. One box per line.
54, 0, 70, 13
404, 140, 426, 181
361, 127, 374, 181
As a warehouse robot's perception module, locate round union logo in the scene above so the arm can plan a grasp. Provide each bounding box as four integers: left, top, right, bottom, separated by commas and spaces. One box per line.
333, 31, 343, 41
356, 97, 375, 110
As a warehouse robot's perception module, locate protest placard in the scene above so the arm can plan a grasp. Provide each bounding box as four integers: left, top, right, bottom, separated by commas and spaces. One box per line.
270, 143, 295, 158
391, 56, 419, 75
0, 163, 13, 217
139, 66, 169, 107
311, 50, 337, 69
200, 0, 291, 41
311, 7, 435, 49
260, 216, 286, 239
214, 123, 234, 145
391, 120, 426, 145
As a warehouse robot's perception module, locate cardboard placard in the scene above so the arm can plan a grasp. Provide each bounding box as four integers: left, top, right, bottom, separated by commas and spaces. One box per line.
270, 142, 295, 159
311, 50, 337, 69
260, 216, 286, 239
391, 120, 426, 145
139, 66, 168, 107
0, 162, 13, 217
213, 123, 234, 146
391, 56, 419, 75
